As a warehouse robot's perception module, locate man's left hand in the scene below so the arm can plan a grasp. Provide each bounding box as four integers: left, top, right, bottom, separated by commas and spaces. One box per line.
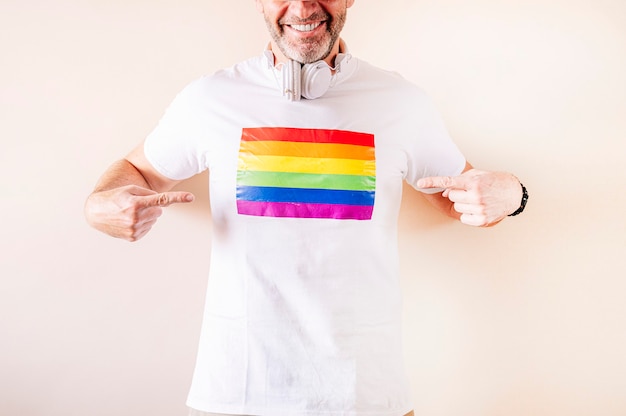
417, 169, 523, 227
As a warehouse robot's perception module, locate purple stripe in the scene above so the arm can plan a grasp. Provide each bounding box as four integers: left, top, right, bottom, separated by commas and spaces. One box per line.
237, 200, 373, 220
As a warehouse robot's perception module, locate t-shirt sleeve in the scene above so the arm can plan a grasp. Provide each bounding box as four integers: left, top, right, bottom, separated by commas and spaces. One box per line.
404, 91, 466, 194
144, 78, 211, 180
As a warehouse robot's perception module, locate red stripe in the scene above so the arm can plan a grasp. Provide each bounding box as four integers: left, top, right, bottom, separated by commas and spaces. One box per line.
241, 127, 374, 147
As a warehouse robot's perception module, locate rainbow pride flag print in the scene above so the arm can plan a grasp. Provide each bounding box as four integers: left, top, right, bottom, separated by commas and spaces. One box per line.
236, 127, 376, 220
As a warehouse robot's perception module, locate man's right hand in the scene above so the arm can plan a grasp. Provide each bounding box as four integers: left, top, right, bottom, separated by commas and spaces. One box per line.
85, 185, 195, 242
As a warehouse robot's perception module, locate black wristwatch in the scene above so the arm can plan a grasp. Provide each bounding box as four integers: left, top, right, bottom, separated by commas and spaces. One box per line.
508, 182, 529, 217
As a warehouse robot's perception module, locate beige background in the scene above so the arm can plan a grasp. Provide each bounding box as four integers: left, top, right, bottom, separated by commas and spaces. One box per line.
1, 1, 625, 415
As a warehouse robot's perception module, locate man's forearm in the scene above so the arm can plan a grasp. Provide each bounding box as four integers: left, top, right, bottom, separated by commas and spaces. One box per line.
92, 159, 152, 193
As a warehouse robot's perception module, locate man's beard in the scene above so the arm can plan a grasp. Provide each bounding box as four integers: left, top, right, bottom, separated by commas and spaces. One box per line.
264, 10, 347, 64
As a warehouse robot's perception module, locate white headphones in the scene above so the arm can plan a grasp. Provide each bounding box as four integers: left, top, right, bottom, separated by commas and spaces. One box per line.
265, 41, 357, 101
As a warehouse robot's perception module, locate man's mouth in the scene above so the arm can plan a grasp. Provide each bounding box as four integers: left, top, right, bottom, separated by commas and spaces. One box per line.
288, 22, 323, 32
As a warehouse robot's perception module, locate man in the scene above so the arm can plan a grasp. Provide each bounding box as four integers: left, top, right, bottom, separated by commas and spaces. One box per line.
85, 1, 528, 415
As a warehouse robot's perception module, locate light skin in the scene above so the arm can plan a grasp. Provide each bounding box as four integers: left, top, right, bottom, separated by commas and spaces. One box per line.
85, 0, 523, 241
84, 154, 192, 242
256, 0, 354, 66
419, 162, 522, 227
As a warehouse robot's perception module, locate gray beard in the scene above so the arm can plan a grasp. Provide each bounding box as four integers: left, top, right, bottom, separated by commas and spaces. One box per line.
265, 11, 347, 64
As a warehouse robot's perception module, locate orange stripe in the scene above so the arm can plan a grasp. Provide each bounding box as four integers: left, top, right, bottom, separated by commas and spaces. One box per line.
239, 141, 375, 160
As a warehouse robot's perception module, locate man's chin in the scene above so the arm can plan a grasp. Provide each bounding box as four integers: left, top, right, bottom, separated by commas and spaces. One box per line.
280, 43, 332, 64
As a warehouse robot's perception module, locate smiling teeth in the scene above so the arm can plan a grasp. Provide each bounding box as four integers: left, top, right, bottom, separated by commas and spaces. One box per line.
290, 22, 322, 32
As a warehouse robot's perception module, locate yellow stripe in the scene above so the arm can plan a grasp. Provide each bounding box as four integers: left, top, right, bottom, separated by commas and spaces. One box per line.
239, 141, 375, 160
238, 154, 376, 176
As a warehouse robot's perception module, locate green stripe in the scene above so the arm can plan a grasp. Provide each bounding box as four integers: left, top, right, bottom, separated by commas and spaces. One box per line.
237, 170, 376, 191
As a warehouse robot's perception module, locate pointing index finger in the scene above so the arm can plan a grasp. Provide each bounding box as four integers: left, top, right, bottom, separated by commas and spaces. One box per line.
141, 191, 195, 208
417, 175, 466, 190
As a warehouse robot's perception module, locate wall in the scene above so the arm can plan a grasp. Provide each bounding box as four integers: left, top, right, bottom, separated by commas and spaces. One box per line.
1, 1, 624, 415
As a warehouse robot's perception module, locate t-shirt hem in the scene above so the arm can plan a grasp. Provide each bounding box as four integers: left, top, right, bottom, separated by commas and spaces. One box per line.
187, 398, 413, 416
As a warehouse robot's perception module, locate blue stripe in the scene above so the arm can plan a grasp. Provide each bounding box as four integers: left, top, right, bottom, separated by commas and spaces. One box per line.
237, 186, 375, 206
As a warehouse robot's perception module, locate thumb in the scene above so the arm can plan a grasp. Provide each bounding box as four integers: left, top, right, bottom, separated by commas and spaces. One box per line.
140, 191, 195, 208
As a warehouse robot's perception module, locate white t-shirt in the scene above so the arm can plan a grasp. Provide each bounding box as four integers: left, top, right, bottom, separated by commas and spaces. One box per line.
144, 51, 465, 416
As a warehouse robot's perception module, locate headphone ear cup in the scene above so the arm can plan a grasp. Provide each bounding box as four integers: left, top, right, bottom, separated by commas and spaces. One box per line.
301, 62, 332, 100
282, 60, 302, 101
280, 60, 334, 101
